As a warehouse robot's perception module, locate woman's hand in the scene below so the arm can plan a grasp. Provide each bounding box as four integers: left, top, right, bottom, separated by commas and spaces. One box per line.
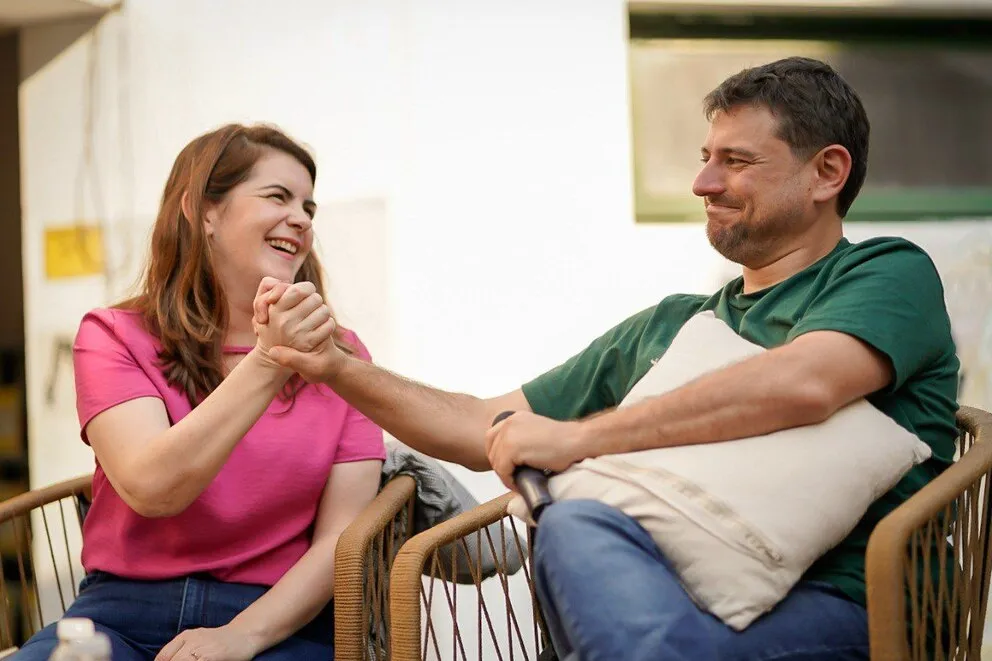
252, 277, 349, 383
154, 625, 259, 661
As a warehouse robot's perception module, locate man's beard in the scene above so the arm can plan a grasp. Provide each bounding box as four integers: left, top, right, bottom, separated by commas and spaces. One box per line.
707, 219, 747, 263
706, 212, 789, 266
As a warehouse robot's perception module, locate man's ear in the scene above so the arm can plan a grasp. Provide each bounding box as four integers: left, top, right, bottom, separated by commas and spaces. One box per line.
811, 144, 852, 207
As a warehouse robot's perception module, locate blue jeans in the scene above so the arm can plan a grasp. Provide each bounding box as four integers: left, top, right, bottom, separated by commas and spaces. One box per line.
11, 571, 334, 660
533, 500, 869, 661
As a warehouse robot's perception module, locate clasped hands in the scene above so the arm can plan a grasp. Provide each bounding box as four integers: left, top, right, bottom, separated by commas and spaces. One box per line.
250, 277, 346, 383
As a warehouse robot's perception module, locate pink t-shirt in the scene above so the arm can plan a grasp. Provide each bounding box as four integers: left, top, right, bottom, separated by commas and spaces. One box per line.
72, 308, 385, 586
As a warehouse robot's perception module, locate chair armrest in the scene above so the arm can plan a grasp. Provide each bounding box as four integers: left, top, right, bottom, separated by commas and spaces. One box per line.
334, 475, 417, 661
0, 474, 93, 648
389, 492, 516, 661
0, 475, 91, 524
866, 406, 992, 660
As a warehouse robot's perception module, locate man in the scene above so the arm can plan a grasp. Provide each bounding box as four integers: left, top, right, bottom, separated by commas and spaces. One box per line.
256, 57, 959, 660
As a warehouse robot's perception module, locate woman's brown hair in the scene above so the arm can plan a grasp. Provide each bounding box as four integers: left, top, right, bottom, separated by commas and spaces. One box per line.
120, 123, 349, 406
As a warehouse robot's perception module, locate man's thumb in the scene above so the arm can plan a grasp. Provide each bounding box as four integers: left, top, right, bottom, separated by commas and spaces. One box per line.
268, 346, 299, 366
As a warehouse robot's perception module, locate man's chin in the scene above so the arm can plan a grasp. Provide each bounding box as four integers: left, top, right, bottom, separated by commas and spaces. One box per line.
706, 225, 747, 263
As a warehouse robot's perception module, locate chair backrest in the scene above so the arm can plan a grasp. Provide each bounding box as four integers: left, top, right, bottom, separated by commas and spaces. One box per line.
867, 405, 992, 661
389, 492, 548, 661
0, 474, 91, 650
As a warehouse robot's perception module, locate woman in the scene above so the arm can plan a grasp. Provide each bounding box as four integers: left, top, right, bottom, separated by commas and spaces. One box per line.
15, 124, 384, 661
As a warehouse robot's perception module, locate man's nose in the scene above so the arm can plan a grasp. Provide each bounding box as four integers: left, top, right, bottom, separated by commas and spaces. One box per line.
692, 162, 725, 198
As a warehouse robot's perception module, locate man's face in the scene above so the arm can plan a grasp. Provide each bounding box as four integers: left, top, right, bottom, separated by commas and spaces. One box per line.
693, 104, 816, 268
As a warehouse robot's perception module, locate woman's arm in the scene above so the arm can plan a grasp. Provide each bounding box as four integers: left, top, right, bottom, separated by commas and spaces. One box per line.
87, 282, 331, 518
227, 459, 383, 652
88, 352, 284, 518
152, 459, 384, 661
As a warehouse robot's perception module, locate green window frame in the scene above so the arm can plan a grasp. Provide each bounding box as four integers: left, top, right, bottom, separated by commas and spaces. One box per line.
628, 10, 992, 223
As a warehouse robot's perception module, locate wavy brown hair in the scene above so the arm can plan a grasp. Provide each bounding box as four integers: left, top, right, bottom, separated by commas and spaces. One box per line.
119, 123, 350, 406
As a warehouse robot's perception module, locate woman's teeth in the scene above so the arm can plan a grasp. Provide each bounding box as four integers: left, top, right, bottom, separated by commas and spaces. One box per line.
266, 239, 297, 254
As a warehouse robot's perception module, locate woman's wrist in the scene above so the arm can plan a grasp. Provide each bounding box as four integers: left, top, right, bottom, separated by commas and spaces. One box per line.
244, 345, 294, 384
220, 619, 269, 658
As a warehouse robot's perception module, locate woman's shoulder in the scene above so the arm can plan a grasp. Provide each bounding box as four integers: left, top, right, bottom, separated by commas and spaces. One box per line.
76, 306, 158, 353
79, 306, 147, 333
81, 305, 141, 324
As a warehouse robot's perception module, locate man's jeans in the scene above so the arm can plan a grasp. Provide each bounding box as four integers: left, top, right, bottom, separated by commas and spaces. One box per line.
533, 500, 869, 661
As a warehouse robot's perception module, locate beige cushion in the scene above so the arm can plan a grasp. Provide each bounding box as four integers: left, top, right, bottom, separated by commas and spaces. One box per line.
510, 311, 931, 630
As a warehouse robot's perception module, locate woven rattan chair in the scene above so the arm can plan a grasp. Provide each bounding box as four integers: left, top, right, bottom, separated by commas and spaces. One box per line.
388, 405, 992, 661
0, 473, 417, 661
867, 405, 992, 660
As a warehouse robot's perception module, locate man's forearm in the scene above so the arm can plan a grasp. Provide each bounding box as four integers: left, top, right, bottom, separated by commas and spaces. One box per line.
575, 348, 831, 458
327, 355, 493, 470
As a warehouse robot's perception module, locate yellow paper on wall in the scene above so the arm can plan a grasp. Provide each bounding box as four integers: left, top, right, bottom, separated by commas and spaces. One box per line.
44, 225, 105, 279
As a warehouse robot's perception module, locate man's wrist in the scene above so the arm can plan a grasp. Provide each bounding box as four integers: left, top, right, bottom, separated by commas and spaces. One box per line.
567, 419, 597, 464
320, 350, 352, 386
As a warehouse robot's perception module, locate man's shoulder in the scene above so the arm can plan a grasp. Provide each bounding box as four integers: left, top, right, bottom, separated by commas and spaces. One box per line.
653, 293, 713, 320
833, 236, 936, 272
820, 237, 948, 305
604, 294, 711, 339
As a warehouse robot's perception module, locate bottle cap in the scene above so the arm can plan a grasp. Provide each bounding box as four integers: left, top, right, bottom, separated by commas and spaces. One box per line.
56, 618, 95, 642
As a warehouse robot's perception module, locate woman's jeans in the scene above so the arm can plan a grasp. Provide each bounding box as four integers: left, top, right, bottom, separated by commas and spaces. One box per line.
533, 500, 870, 661
10, 571, 334, 660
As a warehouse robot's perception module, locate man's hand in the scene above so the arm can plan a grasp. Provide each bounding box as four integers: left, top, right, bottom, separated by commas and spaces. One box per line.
252, 277, 348, 383
485, 411, 586, 491
154, 625, 259, 661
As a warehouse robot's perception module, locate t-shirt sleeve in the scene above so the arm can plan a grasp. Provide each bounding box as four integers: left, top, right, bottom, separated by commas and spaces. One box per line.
787, 238, 955, 393
73, 311, 163, 443
521, 306, 658, 421
332, 331, 386, 464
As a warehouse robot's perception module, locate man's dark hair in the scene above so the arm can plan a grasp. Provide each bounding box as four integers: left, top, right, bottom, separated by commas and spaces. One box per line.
703, 56, 870, 217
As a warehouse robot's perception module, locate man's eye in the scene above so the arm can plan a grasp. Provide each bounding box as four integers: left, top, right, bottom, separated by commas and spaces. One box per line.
268, 192, 286, 201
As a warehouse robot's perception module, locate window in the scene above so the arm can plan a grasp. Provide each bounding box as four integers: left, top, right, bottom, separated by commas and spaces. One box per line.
629, 11, 992, 222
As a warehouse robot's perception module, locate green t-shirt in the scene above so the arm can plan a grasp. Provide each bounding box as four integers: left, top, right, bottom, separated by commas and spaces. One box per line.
522, 236, 960, 606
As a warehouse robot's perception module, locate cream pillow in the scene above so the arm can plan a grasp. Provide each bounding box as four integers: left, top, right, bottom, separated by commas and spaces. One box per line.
510, 311, 932, 630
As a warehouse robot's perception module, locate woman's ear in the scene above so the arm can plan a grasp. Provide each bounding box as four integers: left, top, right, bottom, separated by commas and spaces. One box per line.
183, 191, 217, 237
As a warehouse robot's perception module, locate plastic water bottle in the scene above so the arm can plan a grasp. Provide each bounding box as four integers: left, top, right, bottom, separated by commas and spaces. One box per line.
50, 618, 94, 659
48, 618, 111, 660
